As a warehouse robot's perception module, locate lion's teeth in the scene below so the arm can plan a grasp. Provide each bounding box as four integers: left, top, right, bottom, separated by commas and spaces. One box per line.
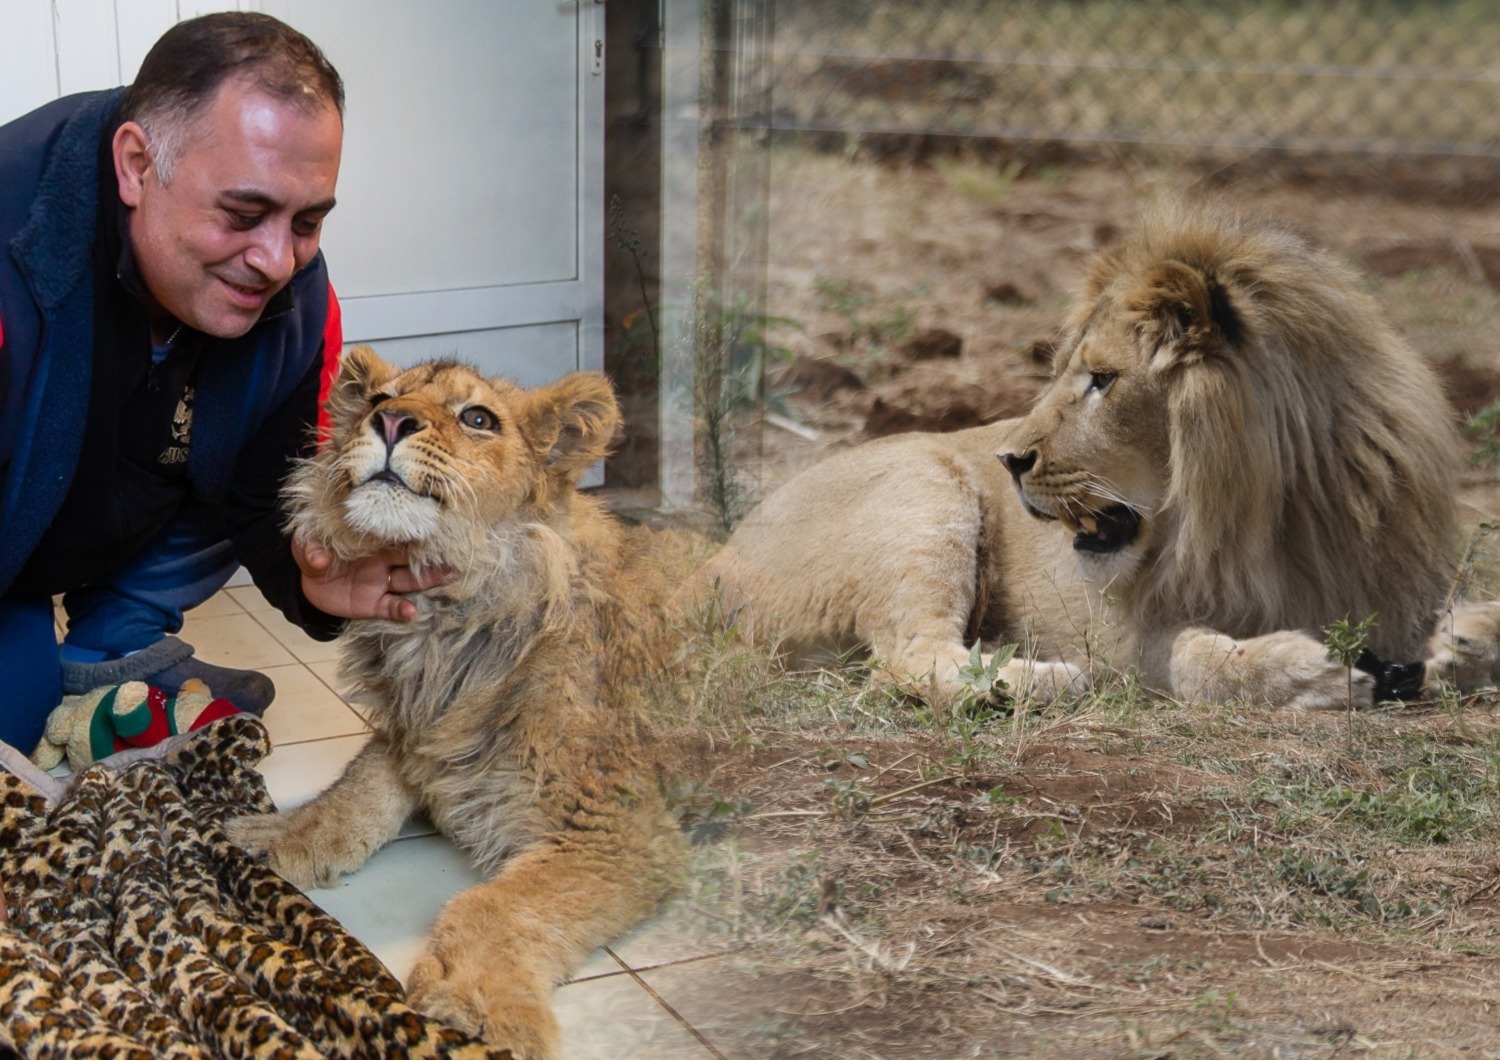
1077, 514, 1098, 534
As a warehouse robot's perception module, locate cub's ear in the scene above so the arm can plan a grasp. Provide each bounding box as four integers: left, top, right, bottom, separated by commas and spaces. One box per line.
1129, 260, 1244, 367
522, 371, 622, 481
326, 345, 398, 440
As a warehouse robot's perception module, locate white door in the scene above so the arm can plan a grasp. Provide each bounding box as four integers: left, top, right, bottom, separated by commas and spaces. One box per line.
0, 0, 604, 394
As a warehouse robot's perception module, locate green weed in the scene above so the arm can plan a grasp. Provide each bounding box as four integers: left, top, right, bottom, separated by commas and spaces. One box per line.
692, 292, 799, 536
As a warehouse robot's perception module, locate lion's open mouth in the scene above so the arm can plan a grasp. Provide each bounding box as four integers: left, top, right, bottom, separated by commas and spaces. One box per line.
1067, 505, 1141, 554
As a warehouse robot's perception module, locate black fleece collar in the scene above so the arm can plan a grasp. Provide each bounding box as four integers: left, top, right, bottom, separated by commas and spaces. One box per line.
9, 88, 123, 311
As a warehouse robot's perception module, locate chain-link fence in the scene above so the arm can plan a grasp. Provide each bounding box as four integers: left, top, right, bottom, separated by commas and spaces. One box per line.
758, 1, 1500, 159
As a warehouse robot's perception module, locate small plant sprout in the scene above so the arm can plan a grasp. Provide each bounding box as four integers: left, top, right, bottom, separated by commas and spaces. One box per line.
956, 642, 1015, 705
1324, 613, 1378, 740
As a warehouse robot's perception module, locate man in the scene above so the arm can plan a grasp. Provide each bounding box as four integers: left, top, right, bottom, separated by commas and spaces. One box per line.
0, 12, 440, 753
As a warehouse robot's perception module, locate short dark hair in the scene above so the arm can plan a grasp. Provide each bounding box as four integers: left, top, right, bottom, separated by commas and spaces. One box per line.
120, 12, 344, 182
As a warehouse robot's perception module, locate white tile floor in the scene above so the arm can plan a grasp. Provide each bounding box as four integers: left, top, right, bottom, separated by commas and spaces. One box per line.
62, 583, 729, 1060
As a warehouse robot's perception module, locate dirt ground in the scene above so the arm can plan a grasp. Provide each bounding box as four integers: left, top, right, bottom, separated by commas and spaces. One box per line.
620, 146, 1500, 1059
648, 710, 1500, 1059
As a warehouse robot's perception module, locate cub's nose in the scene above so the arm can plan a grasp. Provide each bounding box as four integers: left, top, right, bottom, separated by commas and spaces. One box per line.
1001, 449, 1037, 481
374, 408, 424, 448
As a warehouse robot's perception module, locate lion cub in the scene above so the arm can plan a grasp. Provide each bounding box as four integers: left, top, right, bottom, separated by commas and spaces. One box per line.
229, 347, 689, 1058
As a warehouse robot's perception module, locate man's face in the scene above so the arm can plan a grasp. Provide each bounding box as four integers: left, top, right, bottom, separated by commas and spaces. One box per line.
114, 76, 343, 340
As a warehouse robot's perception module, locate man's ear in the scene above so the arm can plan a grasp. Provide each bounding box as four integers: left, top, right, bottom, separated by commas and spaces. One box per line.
522, 372, 621, 481
112, 121, 153, 207
326, 345, 397, 440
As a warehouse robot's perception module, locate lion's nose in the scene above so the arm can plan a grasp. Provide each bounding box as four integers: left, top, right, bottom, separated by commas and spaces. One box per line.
1001, 449, 1037, 481
374, 408, 425, 449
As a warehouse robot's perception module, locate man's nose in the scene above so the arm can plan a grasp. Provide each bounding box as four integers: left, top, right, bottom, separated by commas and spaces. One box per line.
245, 224, 297, 284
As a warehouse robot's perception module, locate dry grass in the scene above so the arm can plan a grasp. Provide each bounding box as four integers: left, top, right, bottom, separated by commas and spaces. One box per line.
645, 627, 1500, 1058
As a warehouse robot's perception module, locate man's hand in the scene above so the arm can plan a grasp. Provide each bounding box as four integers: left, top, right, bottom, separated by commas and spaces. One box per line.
293, 536, 451, 621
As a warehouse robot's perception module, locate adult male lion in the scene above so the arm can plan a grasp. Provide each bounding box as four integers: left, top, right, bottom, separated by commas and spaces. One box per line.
229, 347, 691, 1058
705, 202, 1499, 708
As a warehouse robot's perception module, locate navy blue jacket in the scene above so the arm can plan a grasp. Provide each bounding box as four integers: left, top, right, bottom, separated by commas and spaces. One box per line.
0, 89, 342, 635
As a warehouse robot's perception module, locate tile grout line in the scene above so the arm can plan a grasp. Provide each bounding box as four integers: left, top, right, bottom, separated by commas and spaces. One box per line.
603, 945, 727, 1060
565, 945, 747, 985
296, 658, 373, 727
240, 605, 371, 728
244, 609, 338, 669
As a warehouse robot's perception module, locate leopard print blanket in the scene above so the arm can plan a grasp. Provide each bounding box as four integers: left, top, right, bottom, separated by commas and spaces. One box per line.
0, 715, 505, 1059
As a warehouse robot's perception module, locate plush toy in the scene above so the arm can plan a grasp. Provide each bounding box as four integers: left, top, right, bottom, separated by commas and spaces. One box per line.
32, 679, 240, 772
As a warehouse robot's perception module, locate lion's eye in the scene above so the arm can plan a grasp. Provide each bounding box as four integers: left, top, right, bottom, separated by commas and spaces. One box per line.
459, 406, 501, 432
1087, 370, 1117, 394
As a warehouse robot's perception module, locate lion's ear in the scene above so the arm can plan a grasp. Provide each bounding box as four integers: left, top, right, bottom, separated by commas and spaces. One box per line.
326, 345, 398, 440
1131, 260, 1244, 366
521, 372, 622, 480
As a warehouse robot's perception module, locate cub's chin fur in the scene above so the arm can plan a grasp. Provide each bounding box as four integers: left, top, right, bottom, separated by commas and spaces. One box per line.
339, 481, 441, 544
228, 346, 693, 1058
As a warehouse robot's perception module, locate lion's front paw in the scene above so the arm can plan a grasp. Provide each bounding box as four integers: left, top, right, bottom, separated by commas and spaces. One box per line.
1258, 631, 1375, 710
1169, 627, 1374, 710
225, 809, 372, 890
408, 946, 559, 1059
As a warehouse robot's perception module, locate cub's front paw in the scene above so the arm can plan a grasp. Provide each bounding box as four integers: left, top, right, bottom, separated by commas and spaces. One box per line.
225, 809, 372, 890
408, 945, 559, 1059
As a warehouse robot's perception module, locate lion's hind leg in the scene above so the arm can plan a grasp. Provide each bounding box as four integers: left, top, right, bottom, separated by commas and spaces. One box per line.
1425, 600, 1500, 693
226, 736, 418, 890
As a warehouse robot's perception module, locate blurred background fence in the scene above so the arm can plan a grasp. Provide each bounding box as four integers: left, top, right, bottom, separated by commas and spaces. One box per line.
742, 0, 1500, 160
606, 0, 1500, 504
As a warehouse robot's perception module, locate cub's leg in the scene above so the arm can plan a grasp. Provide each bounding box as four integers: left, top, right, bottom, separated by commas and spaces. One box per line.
1425, 600, 1500, 691
227, 735, 419, 889
1161, 626, 1373, 710
406, 801, 685, 1059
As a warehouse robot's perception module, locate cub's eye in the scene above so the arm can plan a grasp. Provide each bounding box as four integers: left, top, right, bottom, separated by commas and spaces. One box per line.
368, 393, 392, 409
1086, 370, 1117, 394
459, 405, 501, 432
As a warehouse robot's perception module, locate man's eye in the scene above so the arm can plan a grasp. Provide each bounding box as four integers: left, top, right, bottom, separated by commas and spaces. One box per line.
460, 406, 501, 432
227, 210, 261, 229
294, 217, 324, 238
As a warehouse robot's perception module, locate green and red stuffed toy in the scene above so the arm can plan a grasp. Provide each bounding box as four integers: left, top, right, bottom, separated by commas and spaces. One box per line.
32, 679, 240, 772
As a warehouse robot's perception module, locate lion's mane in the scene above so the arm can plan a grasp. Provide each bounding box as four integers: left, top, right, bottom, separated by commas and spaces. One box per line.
1078, 204, 1460, 660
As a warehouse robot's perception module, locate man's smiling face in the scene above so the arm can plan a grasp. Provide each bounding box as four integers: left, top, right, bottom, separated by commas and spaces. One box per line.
114, 74, 342, 341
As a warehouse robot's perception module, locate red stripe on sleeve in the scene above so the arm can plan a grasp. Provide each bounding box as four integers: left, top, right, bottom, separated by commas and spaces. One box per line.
316, 281, 344, 446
